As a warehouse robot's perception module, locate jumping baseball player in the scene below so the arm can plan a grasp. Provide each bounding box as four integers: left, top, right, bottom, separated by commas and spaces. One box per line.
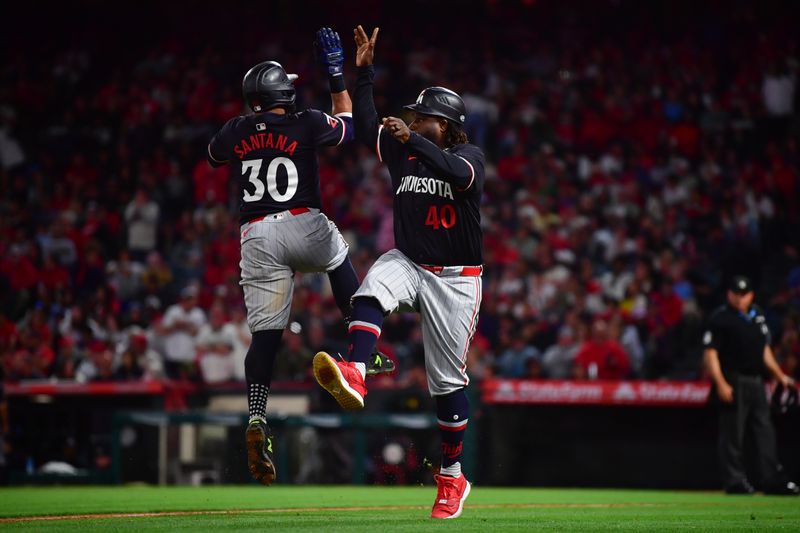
207, 28, 391, 486
313, 26, 484, 519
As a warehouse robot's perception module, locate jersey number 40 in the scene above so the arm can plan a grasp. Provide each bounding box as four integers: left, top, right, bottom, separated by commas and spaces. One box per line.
425, 204, 457, 230
242, 157, 298, 203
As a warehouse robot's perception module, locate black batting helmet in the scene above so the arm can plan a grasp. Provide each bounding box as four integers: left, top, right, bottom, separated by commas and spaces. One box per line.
242, 61, 298, 113
403, 86, 466, 125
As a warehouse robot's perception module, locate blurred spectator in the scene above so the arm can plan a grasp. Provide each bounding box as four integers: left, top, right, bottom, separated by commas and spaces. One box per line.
541, 326, 580, 379
762, 64, 795, 117
114, 348, 144, 380
39, 219, 78, 271
75, 341, 114, 383
125, 189, 160, 261
574, 319, 630, 380
614, 316, 645, 378
0, 246, 38, 318
496, 335, 540, 378
0, 118, 25, 170
116, 327, 163, 381
0, 313, 19, 358
141, 251, 173, 298
155, 285, 206, 379
106, 250, 145, 304
59, 304, 102, 350
52, 337, 81, 380
196, 303, 237, 383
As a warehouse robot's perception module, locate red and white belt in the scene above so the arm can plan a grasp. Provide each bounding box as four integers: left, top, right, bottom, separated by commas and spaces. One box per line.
418, 264, 483, 277
246, 207, 311, 224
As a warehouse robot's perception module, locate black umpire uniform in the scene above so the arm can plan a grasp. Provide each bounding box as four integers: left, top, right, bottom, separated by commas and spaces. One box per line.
703, 276, 799, 495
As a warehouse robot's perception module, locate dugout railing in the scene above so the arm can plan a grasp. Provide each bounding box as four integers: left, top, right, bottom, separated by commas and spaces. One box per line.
109, 411, 472, 486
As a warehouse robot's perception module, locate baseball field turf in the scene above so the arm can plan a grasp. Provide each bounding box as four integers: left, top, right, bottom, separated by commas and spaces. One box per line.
0, 486, 798, 531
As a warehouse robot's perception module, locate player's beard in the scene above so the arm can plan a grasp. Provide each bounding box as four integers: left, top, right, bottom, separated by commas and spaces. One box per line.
415, 129, 440, 145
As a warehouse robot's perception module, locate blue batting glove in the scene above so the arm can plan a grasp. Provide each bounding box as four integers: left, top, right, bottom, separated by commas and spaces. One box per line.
315, 27, 344, 76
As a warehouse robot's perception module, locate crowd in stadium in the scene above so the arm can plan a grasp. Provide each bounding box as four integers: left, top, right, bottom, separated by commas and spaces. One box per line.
1, 2, 798, 387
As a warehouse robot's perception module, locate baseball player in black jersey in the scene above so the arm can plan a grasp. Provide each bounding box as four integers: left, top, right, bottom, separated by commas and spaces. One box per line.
207, 28, 392, 486
313, 26, 484, 519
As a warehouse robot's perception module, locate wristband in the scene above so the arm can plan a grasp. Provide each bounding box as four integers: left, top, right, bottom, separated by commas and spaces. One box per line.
328, 74, 346, 93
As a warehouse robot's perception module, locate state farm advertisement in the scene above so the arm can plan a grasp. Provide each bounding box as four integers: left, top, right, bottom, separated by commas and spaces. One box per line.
482, 380, 711, 406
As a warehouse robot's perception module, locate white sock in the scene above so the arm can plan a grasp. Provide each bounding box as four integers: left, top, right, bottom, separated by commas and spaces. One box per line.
354, 362, 367, 379
440, 462, 461, 478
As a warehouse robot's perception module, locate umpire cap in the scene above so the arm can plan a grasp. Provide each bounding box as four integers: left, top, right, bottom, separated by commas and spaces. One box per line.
242, 61, 298, 113
728, 275, 753, 294
404, 86, 466, 125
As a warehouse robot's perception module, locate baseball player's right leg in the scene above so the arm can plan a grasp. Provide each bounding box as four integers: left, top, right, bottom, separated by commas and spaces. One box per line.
244, 329, 282, 486
419, 273, 482, 396
241, 276, 291, 485
417, 271, 480, 518
239, 229, 294, 485
314, 250, 420, 410
431, 389, 471, 519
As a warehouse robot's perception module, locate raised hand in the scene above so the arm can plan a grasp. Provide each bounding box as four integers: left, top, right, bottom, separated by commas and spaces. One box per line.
315, 27, 344, 76
354, 25, 379, 67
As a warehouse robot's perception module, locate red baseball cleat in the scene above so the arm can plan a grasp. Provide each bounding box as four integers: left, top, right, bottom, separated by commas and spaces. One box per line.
313, 351, 366, 410
431, 473, 471, 519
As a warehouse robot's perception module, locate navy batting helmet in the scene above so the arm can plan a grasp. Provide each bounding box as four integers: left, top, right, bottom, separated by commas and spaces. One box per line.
242, 61, 298, 113
403, 86, 466, 125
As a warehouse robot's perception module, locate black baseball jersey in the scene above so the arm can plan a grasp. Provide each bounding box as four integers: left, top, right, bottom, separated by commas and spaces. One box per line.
353, 66, 484, 266
703, 303, 770, 379
208, 110, 353, 225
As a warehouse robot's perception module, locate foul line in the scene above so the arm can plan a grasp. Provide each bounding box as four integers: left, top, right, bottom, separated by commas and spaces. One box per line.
0, 503, 665, 523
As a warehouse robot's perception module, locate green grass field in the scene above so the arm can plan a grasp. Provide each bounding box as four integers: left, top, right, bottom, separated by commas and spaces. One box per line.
0, 486, 798, 531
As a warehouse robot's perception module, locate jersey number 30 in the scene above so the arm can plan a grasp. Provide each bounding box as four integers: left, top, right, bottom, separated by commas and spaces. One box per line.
242, 157, 298, 203
425, 204, 456, 230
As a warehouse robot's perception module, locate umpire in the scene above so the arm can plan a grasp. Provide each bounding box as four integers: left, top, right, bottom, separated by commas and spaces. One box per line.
703, 275, 799, 495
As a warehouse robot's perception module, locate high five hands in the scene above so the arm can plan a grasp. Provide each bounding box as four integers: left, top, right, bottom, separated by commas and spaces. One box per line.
354, 25, 379, 67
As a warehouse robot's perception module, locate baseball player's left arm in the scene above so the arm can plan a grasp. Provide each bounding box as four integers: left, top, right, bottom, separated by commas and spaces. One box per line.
393, 127, 483, 190
207, 140, 227, 167
207, 120, 234, 167
352, 25, 394, 158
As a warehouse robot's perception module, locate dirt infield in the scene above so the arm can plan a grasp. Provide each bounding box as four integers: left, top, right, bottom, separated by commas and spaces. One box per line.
0, 502, 665, 523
